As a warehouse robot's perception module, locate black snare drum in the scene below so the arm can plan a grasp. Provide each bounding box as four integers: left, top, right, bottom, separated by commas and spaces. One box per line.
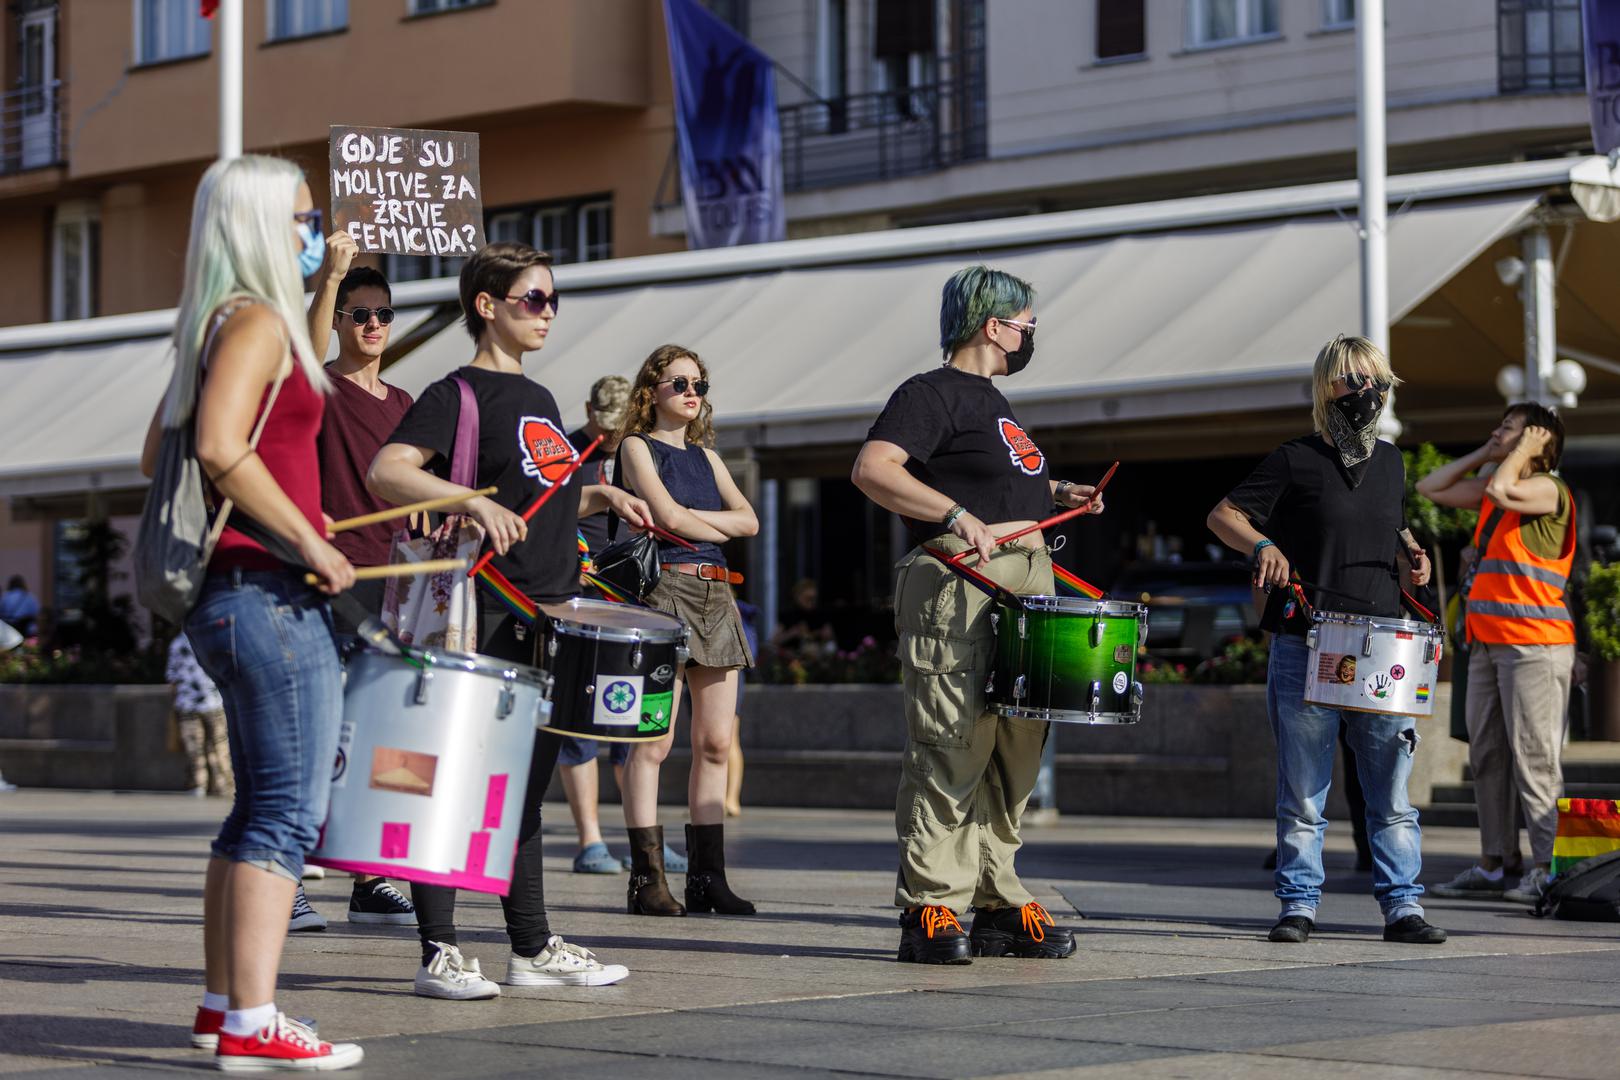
536, 599, 688, 743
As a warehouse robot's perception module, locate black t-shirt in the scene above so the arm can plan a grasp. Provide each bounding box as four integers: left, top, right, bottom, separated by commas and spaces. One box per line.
865, 366, 1051, 541
568, 426, 613, 557
388, 366, 580, 604
1225, 435, 1406, 636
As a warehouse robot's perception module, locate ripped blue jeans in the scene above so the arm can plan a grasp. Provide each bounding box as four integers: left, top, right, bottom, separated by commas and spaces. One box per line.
1268, 633, 1425, 924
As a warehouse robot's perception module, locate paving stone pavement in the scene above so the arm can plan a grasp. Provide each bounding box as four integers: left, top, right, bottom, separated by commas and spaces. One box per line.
2, 790, 1618, 1078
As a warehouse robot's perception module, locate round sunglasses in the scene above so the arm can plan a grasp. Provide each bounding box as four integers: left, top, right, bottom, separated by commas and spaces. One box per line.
1333, 371, 1392, 393
338, 306, 394, 326
658, 376, 710, 397
503, 288, 560, 316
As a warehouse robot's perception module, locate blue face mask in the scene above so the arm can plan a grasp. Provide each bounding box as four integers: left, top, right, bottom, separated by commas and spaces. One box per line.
297, 221, 325, 279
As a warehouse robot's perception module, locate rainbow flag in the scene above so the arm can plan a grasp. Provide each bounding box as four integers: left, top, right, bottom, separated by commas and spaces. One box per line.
577, 531, 594, 574
1053, 563, 1104, 600
475, 561, 537, 624
1551, 798, 1620, 877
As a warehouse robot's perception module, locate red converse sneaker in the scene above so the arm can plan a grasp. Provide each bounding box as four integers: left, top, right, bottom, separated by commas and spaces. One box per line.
191, 1006, 224, 1050
214, 1013, 362, 1072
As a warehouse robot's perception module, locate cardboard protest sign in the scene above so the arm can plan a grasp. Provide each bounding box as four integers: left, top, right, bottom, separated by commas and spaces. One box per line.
329, 125, 485, 257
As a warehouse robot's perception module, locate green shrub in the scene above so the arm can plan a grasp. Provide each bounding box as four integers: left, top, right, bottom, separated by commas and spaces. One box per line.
1586, 564, 1620, 663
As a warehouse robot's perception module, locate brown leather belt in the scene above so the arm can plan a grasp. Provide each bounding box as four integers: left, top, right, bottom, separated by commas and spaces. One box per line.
662, 563, 743, 585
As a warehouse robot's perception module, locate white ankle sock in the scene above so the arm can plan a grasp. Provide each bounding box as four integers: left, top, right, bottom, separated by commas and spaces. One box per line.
202, 991, 228, 1013
1479, 865, 1504, 882
222, 1002, 277, 1036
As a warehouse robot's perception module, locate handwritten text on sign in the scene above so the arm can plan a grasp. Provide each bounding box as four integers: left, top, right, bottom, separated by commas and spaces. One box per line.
329, 125, 485, 257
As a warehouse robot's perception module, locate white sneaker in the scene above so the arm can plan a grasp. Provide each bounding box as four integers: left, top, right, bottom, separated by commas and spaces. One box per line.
506, 935, 629, 987
413, 942, 501, 1000
1504, 866, 1552, 905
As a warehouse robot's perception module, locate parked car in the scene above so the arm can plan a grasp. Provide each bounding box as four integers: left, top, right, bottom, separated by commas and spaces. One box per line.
1109, 560, 1261, 665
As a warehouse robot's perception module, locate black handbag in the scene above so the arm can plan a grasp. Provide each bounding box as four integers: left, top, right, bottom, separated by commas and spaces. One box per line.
595, 434, 663, 600
592, 531, 662, 601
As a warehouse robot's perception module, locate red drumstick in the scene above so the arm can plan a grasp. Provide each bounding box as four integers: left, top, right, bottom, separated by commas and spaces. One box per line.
467, 434, 602, 578
647, 522, 700, 552
949, 461, 1119, 566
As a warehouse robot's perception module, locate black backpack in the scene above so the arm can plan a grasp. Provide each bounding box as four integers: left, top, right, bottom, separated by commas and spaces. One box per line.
1534, 849, 1620, 922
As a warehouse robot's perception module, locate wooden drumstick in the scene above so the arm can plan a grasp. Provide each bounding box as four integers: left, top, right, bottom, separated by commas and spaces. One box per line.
303, 559, 469, 587
327, 488, 498, 534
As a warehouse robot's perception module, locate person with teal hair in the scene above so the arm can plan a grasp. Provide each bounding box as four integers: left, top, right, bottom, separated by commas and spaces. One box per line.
852, 265, 1103, 965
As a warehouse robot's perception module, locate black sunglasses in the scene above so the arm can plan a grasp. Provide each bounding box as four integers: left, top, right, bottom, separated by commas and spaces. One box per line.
658, 376, 710, 397
503, 288, 559, 316
339, 306, 395, 326
294, 208, 323, 234
1336, 371, 1392, 393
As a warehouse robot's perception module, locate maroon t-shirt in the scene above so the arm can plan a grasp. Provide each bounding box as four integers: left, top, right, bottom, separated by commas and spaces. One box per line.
317, 372, 415, 567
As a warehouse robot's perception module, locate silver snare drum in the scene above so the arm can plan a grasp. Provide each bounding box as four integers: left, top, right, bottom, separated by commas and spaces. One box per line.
1304, 610, 1443, 718
309, 646, 552, 896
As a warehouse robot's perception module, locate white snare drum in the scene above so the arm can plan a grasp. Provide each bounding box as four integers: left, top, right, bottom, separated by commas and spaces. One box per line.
309, 646, 552, 896
1304, 610, 1443, 718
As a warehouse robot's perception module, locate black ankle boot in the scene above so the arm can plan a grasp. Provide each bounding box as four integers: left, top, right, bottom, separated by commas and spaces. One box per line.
626, 825, 685, 917
684, 823, 756, 915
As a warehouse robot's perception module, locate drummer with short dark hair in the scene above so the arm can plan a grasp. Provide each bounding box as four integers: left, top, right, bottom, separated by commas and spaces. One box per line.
851, 264, 1100, 965
1206, 333, 1444, 947
367, 241, 651, 1000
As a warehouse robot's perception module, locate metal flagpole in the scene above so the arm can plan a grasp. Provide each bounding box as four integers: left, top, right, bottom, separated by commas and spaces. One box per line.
218, 0, 243, 159
1357, 0, 1399, 438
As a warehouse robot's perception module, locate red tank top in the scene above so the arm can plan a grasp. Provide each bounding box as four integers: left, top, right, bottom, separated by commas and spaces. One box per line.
206, 347, 328, 574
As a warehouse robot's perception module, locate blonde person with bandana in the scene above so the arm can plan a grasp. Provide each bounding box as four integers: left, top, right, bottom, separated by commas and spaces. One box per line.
1208, 334, 1444, 947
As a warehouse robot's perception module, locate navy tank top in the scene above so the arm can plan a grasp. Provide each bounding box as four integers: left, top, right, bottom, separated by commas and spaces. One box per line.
626, 435, 727, 567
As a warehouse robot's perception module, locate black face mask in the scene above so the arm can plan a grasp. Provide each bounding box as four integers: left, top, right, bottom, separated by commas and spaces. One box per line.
1001, 324, 1034, 375
1324, 386, 1385, 473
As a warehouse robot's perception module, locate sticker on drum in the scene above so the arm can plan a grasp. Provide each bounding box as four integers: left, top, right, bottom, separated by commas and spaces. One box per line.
1316, 653, 1356, 684
594, 677, 643, 727
1112, 671, 1128, 694
1113, 644, 1132, 664
1390, 664, 1406, 680
1363, 672, 1395, 702
639, 691, 674, 734
369, 747, 438, 796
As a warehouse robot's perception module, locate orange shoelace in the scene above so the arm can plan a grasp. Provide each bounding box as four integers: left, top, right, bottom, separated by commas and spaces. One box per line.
919, 905, 965, 939
1019, 901, 1054, 943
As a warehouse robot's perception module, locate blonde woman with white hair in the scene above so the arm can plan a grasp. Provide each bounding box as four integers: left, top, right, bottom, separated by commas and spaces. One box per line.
1207, 334, 1444, 949
140, 154, 361, 1071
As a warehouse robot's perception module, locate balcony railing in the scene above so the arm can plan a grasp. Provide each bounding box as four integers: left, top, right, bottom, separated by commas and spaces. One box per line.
779, 76, 986, 192
2, 80, 65, 176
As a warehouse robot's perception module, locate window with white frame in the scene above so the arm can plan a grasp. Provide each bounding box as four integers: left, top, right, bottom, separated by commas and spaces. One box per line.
408, 0, 484, 14
51, 203, 99, 322
1185, 0, 1278, 48
1323, 0, 1354, 29
269, 0, 348, 40
382, 253, 466, 284
488, 197, 615, 265
135, 0, 211, 65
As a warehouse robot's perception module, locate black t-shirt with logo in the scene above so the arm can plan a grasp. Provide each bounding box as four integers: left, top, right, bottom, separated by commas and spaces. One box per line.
1224, 434, 1405, 636
866, 366, 1051, 542
388, 365, 580, 604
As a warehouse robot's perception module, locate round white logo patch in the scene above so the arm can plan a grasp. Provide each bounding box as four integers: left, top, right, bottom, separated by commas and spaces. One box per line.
1112, 671, 1129, 695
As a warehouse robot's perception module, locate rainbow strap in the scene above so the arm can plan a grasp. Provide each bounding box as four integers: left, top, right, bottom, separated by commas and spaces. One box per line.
581, 570, 645, 606
1052, 563, 1104, 600
475, 561, 537, 624
577, 531, 594, 574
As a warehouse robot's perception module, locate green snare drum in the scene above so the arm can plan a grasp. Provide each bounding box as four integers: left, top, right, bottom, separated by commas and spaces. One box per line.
987, 597, 1147, 724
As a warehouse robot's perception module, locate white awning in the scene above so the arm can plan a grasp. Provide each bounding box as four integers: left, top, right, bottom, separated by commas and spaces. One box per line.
385, 194, 1540, 446
0, 308, 437, 498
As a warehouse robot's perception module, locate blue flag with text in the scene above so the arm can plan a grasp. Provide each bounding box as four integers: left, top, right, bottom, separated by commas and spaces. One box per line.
663, 0, 786, 248
1584, 0, 1620, 154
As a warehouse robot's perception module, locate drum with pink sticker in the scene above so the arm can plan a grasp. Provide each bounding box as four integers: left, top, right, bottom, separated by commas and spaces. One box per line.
1304, 610, 1442, 718
308, 646, 552, 895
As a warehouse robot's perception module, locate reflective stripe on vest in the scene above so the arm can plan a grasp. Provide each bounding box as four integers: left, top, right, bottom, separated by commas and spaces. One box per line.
1473, 558, 1569, 590
1466, 599, 1573, 622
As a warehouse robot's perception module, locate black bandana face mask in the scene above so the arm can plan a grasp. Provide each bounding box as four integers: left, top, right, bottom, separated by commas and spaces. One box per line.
1001, 324, 1034, 375
1325, 386, 1384, 471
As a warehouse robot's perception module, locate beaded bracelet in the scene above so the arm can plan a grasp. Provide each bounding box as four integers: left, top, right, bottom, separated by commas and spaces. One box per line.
942, 504, 967, 529
1252, 538, 1275, 560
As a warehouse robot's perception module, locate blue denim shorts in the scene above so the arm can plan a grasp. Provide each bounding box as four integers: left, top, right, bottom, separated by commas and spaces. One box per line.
556, 736, 631, 768
185, 569, 342, 882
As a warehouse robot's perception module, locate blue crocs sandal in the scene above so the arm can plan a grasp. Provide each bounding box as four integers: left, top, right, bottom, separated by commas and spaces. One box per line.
572, 842, 623, 874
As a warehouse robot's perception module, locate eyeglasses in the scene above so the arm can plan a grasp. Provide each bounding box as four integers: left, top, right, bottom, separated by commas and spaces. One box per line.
339, 306, 395, 326
294, 209, 323, 234
503, 288, 560, 316
1334, 371, 1392, 393
657, 376, 710, 397
998, 318, 1036, 331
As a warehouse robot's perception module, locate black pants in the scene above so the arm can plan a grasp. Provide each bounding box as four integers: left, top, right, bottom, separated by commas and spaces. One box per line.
412, 598, 563, 961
